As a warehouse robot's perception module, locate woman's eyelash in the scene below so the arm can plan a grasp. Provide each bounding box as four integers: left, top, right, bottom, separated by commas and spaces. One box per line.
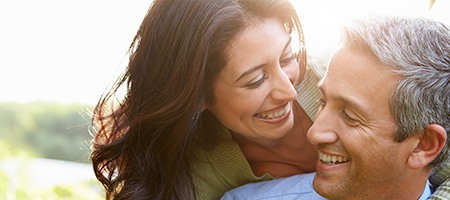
244, 53, 297, 89
246, 74, 267, 88
280, 53, 297, 65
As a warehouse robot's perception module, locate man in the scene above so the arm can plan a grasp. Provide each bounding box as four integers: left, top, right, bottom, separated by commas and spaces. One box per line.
221, 15, 450, 200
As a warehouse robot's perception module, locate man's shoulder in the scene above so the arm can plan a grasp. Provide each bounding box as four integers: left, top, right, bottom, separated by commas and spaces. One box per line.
221, 172, 327, 200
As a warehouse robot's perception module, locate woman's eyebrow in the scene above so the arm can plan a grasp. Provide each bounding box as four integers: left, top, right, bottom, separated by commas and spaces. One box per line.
235, 65, 264, 82
282, 37, 292, 52
235, 37, 292, 82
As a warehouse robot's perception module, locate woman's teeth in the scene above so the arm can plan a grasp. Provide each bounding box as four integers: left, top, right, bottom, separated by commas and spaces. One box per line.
255, 105, 289, 119
319, 151, 349, 164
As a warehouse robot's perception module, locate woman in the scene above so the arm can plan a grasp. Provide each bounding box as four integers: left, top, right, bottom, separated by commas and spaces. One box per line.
90, 0, 450, 199
91, 0, 315, 199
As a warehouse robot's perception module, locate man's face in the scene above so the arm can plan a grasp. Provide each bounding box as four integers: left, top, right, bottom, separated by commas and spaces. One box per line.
307, 44, 419, 199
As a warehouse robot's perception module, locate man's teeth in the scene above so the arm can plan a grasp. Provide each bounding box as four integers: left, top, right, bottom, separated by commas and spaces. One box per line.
319, 151, 349, 164
255, 105, 289, 119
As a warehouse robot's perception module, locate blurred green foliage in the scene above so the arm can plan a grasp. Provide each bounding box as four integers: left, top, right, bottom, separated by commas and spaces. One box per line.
0, 156, 104, 199
0, 103, 105, 199
0, 102, 94, 163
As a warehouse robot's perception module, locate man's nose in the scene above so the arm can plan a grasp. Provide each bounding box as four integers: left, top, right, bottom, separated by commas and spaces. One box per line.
307, 107, 339, 145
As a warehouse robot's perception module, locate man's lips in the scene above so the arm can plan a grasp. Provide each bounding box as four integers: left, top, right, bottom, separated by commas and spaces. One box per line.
319, 151, 350, 164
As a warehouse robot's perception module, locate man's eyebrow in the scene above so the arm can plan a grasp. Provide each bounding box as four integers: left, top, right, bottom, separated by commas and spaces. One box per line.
235, 37, 292, 82
319, 85, 368, 117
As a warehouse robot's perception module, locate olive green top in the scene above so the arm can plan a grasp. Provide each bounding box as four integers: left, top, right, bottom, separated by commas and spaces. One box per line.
192, 125, 273, 200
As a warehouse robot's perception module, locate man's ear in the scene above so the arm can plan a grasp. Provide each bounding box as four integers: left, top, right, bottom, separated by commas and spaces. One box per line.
407, 124, 447, 169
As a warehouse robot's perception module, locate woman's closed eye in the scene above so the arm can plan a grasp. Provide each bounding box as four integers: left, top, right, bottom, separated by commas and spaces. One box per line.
280, 52, 297, 67
246, 73, 267, 88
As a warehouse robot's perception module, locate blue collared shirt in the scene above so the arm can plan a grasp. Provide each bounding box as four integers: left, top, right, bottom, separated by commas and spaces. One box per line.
418, 180, 432, 200
221, 172, 326, 200
221, 172, 432, 200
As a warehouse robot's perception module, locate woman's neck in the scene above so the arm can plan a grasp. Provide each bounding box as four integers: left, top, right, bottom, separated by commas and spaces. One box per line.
232, 102, 318, 177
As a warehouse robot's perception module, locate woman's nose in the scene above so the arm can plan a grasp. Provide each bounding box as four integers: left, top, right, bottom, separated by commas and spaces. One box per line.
269, 72, 297, 101
269, 65, 298, 101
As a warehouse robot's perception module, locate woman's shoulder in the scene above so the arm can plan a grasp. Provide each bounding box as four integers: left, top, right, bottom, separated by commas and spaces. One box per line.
192, 127, 271, 200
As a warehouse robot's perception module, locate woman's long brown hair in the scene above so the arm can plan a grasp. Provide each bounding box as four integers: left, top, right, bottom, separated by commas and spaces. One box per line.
90, 0, 305, 199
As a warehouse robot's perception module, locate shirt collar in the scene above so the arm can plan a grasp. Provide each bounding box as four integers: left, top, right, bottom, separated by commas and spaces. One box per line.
418, 180, 432, 200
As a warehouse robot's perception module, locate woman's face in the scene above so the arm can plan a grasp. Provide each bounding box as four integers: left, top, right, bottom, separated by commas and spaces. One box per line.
207, 18, 300, 143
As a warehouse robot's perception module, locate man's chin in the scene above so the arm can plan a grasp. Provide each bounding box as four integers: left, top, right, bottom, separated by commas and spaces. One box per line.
312, 173, 343, 200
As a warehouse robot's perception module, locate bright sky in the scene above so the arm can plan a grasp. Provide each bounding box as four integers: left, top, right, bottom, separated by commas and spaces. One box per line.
0, 0, 448, 104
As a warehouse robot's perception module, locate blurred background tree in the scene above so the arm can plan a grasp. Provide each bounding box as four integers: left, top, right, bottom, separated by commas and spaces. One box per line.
0, 102, 93, 163
0, 102, 103, 199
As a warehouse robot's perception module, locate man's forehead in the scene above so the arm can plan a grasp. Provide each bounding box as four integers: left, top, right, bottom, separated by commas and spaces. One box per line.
319, 45, 397, 117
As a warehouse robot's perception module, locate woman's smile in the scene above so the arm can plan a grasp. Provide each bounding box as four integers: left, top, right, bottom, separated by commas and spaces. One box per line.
254, 103, 291, 122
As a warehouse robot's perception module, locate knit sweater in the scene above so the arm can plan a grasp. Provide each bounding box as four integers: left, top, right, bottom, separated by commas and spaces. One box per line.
192, 125, 273, 200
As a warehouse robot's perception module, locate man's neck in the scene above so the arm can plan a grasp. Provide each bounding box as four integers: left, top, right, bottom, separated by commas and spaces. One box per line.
418, 180, 432, 200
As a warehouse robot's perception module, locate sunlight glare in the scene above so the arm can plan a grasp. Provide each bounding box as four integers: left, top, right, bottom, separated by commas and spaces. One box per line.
0, 0, 447, 104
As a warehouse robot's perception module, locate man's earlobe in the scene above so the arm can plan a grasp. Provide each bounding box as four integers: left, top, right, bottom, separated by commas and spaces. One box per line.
407, 124, 447, 169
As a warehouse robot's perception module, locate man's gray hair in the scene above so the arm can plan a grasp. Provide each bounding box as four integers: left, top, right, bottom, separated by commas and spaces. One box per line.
341, 15, 450, 167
